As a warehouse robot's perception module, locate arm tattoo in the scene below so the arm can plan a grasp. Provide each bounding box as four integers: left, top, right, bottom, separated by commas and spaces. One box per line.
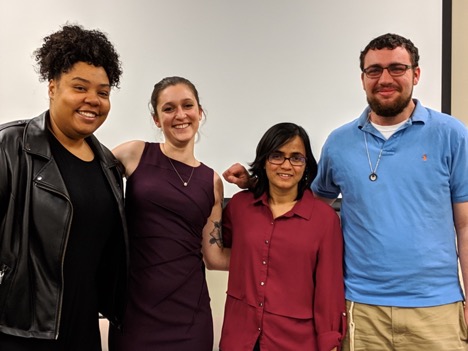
209, 220, 224, 248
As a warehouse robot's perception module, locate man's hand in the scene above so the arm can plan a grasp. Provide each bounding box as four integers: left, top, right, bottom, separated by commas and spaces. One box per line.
222, 163, 251, 189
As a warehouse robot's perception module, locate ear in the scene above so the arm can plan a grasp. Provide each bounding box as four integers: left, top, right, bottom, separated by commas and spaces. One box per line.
413, 66, 421, 86
153, 115, 161, 128
48, 80, 56, 100
360, 72, 366, 90
198, 105, 204, 121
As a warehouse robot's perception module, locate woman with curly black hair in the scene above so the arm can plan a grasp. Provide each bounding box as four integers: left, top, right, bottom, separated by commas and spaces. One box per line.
0, 24, 128, 351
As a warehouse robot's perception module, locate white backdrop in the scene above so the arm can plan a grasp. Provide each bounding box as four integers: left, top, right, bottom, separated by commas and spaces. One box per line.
0, 0, 442, 197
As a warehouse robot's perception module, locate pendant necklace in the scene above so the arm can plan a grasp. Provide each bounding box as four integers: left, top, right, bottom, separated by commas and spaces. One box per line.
364, 132, 384, 182
162, 144, 195, 187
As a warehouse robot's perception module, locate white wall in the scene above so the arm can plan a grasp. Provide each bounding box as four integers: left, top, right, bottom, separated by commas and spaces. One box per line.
0, 1, 443, 350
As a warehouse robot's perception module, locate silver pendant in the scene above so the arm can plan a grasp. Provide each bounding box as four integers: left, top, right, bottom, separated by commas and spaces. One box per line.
369, 173, 378, 181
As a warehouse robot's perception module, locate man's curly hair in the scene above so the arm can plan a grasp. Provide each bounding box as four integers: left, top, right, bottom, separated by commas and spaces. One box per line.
33, 24, 122, 88
359, 33, 420, 72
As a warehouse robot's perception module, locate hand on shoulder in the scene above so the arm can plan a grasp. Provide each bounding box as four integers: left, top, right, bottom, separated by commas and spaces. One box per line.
222, 163, 251, 189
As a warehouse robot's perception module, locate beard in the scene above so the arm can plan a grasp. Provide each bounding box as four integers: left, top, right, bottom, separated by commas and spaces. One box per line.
367, 86, 413, 117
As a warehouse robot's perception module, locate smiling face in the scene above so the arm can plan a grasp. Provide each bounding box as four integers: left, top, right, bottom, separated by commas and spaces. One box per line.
154, 83, 202, 146
265, 135, 306, 196
48, 61, 111, 143
361, 47, 420, 125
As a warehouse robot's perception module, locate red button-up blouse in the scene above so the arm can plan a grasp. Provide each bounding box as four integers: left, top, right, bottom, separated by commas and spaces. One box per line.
220, 189, 346, 351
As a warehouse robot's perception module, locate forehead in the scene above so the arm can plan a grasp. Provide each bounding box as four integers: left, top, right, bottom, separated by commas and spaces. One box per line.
363, 47, 412, 67
158, 84, 196, 105
57, 62, 110, 87
277, 135, 305, 152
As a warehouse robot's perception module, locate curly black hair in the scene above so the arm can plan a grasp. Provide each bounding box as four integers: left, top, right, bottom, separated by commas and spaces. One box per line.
33, 24, 122, 88
359, 33, 420, 72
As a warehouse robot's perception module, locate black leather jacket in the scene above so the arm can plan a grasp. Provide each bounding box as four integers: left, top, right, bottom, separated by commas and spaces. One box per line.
0, 111, 128, 339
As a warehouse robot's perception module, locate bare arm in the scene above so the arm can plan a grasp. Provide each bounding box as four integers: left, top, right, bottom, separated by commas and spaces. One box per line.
454, 201, 468, 325
112, 140, 146, 178
202, 172, 230, 270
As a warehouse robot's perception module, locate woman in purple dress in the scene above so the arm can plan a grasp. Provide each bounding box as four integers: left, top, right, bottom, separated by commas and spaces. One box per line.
109, 76, 230, 351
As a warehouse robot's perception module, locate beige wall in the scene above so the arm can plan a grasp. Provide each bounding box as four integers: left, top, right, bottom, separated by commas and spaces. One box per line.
452, 0, 468, 124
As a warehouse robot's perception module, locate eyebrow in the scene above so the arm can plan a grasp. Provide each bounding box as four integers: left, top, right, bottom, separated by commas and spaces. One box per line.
71, 77, 110, 88
272, 150, 305, 156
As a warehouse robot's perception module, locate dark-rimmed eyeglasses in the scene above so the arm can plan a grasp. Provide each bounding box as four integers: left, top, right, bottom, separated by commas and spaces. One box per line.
362, 64, 414, 79
267, 153, 306, 166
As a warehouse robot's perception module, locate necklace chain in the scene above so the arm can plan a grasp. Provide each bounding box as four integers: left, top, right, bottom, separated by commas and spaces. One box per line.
364, 132, 384, 182
167, 157, 194, 186
162, 144, 195, 187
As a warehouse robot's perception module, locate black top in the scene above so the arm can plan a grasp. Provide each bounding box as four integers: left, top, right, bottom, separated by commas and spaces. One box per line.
0, 133, 118, 351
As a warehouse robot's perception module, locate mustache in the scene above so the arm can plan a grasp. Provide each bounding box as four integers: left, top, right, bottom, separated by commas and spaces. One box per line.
373, 84, 402, 93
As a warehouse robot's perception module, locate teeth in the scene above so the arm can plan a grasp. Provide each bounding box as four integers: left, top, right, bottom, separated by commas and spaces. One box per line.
79, 111, 97, 118
174, 123, 189, 129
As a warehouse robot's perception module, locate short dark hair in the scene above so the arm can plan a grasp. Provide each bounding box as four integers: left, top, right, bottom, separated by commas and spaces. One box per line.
359, 33, 420, 71
150, 76, 201, 118
34, 24, 122, 88
249, 122, 317, 200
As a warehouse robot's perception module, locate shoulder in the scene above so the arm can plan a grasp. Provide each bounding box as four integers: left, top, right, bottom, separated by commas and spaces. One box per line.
420, 109, 468, 146
0, 117, 33, 140
0, 119, 28, 133
415, 102, 465, 130
228, 190, 254, 206
112, 140, 147, 178
323, 118, 360, 150
112, 140, 146, 162
0, 114, 45, 148
302, 190, 339, 217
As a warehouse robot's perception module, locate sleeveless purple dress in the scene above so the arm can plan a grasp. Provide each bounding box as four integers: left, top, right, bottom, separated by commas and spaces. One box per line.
110, 142, 214, 351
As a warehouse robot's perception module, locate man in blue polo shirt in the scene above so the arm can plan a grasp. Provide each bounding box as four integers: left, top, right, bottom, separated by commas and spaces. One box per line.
311, 33, 468, 350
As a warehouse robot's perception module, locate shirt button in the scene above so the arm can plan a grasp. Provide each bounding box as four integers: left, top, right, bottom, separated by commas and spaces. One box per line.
262, 260, 266, 265
37, 176, 43, 181
259, 302, 263, 307
265, 240, 269, 244
258, 327, 261, 331
260, 281, 265, 286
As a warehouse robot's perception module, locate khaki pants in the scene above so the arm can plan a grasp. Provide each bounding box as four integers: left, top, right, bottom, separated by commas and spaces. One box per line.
342, 300, 468, 351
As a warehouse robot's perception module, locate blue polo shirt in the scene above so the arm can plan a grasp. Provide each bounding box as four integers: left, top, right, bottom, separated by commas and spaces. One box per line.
312, 100, 468, 307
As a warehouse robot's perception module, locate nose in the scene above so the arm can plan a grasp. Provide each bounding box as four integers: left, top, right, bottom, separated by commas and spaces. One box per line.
175, 106, 186, 118
280, 158, 293, 168
84, 92, 100, 106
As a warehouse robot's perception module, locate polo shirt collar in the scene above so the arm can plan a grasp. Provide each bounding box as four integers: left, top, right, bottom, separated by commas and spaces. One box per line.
358, 99, 426, 132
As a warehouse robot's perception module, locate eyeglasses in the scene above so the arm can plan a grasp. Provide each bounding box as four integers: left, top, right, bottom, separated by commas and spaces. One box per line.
362, 64, 414, 79
268, 153, 306, 166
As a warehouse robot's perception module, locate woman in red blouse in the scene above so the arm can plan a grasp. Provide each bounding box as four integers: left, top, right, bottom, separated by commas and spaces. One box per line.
220, 122, 346, 351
